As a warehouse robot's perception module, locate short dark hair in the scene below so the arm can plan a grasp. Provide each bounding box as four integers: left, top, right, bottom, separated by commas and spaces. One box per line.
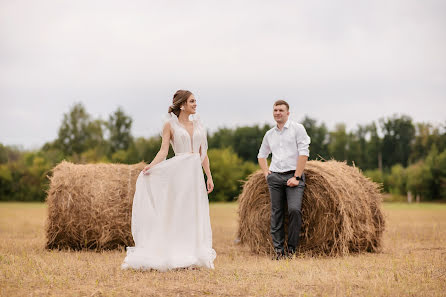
274, 100, 289, 110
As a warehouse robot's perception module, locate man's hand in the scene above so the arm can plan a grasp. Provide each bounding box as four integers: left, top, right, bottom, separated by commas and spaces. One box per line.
207, 178, 214, 194
287, 177, 299, 187
259, 158, 270, 180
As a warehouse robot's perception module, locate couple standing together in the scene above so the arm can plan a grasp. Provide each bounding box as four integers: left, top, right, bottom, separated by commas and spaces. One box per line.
121, 90, 311, 271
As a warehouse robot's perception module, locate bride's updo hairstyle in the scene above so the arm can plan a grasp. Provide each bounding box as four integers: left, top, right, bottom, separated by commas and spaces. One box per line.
168, 90, 193, 117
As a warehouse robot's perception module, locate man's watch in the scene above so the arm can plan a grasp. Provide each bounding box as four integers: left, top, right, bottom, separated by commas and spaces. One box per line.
294, 175, 302, 181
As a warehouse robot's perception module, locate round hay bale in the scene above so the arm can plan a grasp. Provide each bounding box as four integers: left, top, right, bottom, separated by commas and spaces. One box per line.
45, 161, 146, 250
237, 160, 385, 256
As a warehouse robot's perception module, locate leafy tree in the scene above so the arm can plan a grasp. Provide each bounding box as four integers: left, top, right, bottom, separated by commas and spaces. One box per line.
132, 137, 161, 163
440, 121, 446, 152
0, 144, 8, 164
423, 146, 446, 200
232, 124, 271, 163
80, 148, 110, 163
208, 148, 257, 201
349, 125, 370, 168
410, 123, 434, 162
364, 122, 382, 171
125, 136, 174, 164
346, 131, 362, 167
111, 150, 129, 163
56, 103, 104, 156
388, 164, 407, 195
328, 123, 348, 161
437, 149, 446, 199
208, 128, 235, 149
0, 151, 52, 201
406, 161, 432, 201
301, 116, 329, 160
0, 164, 13, 200
40, 146, 65, 165
0, 144, 21, 164
380, 115, 415, 168
86, 119, 108, 152
410, 123, 446, 163
364, 168, 389, 192
107, 107, 133, 153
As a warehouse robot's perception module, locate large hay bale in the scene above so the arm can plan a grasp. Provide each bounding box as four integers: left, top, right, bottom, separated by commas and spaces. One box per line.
237, 160, 385, 256
46, 161, 146, 250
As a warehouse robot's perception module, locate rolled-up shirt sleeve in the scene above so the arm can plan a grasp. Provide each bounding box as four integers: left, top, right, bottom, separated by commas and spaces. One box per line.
296, 124, 311, 157
257, 133, 271, 159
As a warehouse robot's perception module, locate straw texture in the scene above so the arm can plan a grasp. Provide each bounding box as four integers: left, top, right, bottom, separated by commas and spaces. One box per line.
46, 161, 146, 250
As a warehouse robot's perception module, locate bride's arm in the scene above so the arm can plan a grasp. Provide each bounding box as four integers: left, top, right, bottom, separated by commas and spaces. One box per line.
201, 154, 212, 179
142, 123, 171, 173
201, 152, 214, 194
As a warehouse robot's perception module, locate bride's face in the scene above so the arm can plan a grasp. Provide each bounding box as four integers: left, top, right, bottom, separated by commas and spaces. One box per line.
183, 95, 197, 114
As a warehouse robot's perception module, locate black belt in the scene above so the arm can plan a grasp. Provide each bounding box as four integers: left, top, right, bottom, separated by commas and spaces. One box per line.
273, 170, 295, 175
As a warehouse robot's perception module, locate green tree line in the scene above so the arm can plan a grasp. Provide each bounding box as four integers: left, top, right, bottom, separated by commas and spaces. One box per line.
1, 103, 445, 202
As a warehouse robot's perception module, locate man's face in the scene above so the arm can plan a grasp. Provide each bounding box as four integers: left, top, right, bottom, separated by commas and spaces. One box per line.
273, 104, 290, 124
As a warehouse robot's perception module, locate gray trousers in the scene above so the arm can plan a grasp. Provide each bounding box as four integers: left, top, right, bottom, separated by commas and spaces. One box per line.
266, 171, 306, 253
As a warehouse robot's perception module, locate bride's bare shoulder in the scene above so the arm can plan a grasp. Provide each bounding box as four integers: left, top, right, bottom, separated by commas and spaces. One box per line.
160, 118, 175, 139
163, 121, 175, 134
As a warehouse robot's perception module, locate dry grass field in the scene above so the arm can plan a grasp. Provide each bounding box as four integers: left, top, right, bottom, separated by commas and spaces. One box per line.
1, 202, 445, 297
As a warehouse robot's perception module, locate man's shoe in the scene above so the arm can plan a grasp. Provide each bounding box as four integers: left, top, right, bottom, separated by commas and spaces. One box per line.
287, 247, 296, 259
273, 250, 285, 260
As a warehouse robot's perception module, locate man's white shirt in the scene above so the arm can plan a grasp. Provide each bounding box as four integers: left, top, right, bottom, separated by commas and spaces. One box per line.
257, 119, 311, 172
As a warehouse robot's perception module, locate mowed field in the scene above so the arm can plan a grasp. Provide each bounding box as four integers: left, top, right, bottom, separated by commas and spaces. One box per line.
1, 202, 445, 297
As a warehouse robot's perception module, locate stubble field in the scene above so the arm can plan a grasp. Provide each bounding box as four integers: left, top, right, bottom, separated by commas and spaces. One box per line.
0, 202, 445, 297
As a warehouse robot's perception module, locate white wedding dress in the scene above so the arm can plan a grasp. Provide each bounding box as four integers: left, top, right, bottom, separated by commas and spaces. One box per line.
121, 113, 216, 271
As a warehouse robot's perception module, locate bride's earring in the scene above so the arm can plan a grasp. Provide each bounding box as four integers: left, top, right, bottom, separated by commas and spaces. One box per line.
180, 106, 185, 111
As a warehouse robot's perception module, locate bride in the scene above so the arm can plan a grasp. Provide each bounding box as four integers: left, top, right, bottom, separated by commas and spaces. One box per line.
121, 90, 217, 271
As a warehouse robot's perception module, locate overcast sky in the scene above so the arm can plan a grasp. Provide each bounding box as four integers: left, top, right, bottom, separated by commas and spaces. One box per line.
1, 0, 445, 149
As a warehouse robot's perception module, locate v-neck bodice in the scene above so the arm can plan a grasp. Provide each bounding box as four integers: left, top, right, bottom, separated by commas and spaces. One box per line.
177, 121, 195, 149
163, 113, 208, 160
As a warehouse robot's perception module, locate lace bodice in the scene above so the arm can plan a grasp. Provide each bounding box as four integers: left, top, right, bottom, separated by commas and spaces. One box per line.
162, 113, 208, 161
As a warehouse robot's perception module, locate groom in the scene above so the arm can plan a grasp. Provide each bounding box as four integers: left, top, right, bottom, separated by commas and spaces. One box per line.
257, 100, 311, 259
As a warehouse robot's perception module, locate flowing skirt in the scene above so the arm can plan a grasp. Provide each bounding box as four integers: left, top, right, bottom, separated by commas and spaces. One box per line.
121, 153, 216, 271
